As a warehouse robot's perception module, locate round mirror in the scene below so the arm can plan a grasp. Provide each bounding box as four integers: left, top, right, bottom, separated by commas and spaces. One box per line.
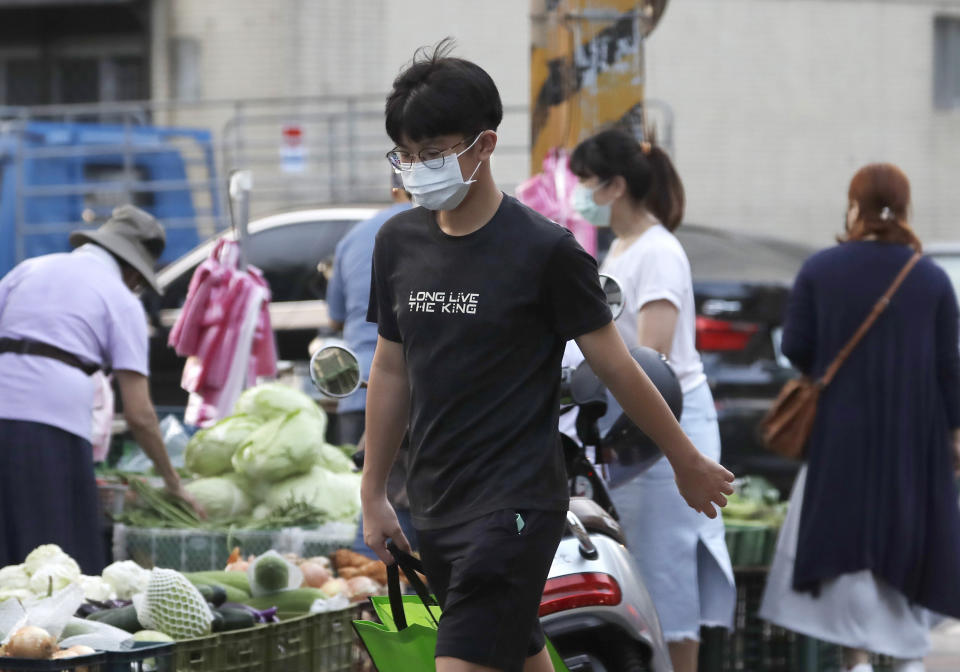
309, 345, 362, 398
599, 274, 625, 321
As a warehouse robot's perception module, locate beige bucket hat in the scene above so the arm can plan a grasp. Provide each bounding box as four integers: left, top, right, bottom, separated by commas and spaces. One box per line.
69, 205, 167, 294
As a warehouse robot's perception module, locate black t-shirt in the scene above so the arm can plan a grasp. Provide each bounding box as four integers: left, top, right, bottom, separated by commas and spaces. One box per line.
367, 195, 612, 530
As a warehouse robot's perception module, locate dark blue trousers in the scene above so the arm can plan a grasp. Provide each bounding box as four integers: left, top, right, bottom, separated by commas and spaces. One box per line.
0, 419, 104, 573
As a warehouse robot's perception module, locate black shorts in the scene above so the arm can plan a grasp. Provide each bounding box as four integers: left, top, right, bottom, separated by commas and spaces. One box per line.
417, 508, 567, 672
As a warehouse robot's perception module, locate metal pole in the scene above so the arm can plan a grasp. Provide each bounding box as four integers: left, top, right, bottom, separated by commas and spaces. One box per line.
346, 98, 357, 202
228, 170, 253, 271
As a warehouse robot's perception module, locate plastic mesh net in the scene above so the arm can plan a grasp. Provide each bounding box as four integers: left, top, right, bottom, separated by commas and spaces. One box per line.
137, 568, 213, 639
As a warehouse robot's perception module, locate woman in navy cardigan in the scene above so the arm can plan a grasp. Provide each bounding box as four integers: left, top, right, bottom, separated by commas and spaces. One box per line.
760, 163, 960, 672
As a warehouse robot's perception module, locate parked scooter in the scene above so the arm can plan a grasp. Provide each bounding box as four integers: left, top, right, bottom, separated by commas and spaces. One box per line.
548, 342, 680, 672
308, 274, 677, 672
543, 276, 677, 672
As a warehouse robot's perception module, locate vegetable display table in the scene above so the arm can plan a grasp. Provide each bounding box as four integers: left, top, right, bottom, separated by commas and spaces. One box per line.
112, 523, 357, 573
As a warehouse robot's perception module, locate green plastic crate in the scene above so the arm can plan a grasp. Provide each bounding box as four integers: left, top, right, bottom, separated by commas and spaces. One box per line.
724, 521, 777, 568
114, 524, 357, 572
171, 605, 361, 672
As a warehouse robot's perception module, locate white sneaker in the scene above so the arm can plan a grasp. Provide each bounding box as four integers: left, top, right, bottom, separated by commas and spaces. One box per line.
847, 665, 874, 672
892, 660, 925, 672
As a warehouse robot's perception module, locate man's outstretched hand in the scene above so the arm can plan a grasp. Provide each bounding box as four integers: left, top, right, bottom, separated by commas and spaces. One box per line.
674, 453, 735, 519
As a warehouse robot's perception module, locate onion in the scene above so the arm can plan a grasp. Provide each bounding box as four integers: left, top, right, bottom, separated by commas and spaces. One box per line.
299, 561, 331, 588
5, 626, 57, 659
346, 576, 382, 601
320, 577, 349, 597
66, 645, 96, 656
51, 650, 79, 660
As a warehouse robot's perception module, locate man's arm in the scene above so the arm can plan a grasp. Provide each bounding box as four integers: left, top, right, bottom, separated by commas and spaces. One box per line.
115, 370, 204, 515
361, 336, 412, 562
576, 322, 734, 517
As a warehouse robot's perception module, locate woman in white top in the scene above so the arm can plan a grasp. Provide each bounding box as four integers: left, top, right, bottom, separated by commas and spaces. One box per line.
570, 129, 735, 672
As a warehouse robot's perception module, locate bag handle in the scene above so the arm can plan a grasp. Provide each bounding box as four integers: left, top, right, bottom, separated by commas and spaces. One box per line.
386, 541, 439, 631
820, 252, 921, 387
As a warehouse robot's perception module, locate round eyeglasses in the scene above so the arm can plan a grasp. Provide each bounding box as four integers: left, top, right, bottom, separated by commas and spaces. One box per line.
385, 134, 480, 172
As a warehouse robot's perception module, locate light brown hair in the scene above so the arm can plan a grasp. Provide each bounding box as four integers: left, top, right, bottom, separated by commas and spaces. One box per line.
839, 163, 922, 252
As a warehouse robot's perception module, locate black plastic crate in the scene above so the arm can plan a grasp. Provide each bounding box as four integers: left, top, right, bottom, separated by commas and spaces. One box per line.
0, 653, 106, 671
103, 643, 174, 672
700, 567, 895, 672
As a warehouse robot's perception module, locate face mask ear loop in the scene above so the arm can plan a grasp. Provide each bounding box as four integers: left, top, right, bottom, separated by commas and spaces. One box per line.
464, 158, 483, 185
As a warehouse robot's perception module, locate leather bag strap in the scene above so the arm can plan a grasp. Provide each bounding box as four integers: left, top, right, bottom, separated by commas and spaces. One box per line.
820, 252, 922, 387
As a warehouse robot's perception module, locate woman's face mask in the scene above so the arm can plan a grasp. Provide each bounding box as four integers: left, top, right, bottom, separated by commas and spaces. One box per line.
572, 181, 612, 228
399, 133, 488, 211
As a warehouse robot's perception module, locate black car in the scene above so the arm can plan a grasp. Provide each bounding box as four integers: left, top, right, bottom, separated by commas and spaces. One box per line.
678, 226, 815, 494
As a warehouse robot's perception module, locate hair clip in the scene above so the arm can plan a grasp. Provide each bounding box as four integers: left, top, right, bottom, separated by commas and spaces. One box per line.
879, 206, 894, 221
640, 141, 652, 155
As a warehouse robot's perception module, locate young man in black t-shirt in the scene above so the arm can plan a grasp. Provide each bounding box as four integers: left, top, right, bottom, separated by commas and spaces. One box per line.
363, 41, 734, 672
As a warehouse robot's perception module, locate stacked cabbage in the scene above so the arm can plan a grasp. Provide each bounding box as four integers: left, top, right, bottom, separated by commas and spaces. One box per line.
181, 383, 360, 526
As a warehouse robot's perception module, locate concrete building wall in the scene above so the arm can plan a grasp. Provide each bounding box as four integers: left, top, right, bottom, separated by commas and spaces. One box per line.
644, 0, 960, 245
151, 0, 960, 243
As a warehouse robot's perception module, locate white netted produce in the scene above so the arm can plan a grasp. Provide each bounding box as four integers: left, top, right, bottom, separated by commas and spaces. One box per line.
134, 568, 213, 639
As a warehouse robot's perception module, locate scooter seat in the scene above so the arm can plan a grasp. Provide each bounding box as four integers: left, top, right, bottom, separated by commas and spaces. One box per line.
568, 497, 627, 546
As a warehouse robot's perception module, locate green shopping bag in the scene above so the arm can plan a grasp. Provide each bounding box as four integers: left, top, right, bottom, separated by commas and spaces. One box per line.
353, 544, 441, 672
370, 594, 442, 631
354, 543, 569, 672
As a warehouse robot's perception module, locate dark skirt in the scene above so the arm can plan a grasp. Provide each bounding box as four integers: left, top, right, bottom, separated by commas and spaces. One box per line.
0, 419, 105, 574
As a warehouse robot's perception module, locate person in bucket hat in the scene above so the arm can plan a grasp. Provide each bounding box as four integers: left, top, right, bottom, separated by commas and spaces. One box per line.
0, 205, 203, 573
69, 204, 167, 294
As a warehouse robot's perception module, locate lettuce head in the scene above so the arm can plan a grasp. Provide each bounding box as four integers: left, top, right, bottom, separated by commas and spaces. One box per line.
184, 474, 253, 520
234, 383, 326, 423
231, 409, 324, 483
185, 414, 261, 477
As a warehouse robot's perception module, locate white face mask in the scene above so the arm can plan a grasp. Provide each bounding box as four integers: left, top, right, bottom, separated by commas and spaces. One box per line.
399, 133, 487, 211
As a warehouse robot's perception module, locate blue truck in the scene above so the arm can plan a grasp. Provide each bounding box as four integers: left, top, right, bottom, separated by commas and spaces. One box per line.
0, 118, 225, 278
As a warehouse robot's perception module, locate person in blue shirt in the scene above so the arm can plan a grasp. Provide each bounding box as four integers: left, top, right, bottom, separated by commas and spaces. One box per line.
327, 172, 412, 444
326, 173, 415, 558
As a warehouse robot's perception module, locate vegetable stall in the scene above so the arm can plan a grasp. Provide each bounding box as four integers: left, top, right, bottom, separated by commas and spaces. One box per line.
0, 542, 392, 670
0, 382, 390, 670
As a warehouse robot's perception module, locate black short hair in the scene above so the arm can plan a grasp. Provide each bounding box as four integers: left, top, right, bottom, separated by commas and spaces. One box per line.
385, 38, 503, 146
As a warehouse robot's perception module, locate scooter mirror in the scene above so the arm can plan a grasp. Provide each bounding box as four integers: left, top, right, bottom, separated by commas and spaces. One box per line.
598, 273, 625, 321
309, 345, 362, 398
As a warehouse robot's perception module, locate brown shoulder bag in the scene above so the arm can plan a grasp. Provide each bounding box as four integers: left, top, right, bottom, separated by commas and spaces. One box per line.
761, 252, 922, 459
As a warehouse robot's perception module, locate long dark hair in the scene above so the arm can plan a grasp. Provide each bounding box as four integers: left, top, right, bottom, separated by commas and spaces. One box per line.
839, 163, 921, 252
569, 128, 685, 232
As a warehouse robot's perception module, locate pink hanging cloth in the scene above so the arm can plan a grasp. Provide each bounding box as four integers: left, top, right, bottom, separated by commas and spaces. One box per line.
516, 148, 598, 258
169, 239, 278, 427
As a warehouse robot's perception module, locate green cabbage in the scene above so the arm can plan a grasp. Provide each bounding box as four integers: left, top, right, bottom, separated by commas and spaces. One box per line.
231, 409, 324, 483
234, 383, 326, 423
184, 474, 253, 520
262, 466, 361, 523
185, 414, 262, 477
315, 442, 355, 474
